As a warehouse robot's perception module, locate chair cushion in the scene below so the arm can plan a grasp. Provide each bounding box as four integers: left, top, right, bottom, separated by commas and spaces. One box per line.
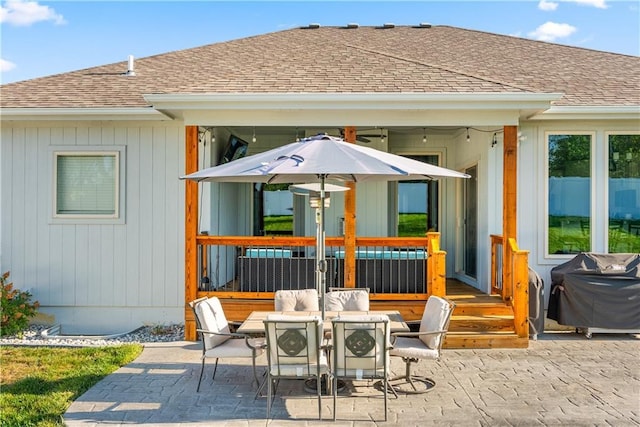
419, 296, 450, 349
195, 297, 231, 349
274, 289, 319, 311
324, 290, 370, 311
389, 336, 440, 360
204, 337, 265, 358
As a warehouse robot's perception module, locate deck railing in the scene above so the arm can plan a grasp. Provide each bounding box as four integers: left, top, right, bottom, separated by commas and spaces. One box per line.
490, 234, 529, 338
194, 233, 444, 299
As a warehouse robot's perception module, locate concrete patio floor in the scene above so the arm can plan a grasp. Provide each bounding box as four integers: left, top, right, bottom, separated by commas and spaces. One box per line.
64, 331, 640, 426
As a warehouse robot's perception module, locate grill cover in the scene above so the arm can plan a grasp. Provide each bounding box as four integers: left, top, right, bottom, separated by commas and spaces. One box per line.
547, 253, 640, 329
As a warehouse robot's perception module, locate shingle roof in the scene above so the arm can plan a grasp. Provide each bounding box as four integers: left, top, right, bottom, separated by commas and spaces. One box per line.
2, 25, 638, 108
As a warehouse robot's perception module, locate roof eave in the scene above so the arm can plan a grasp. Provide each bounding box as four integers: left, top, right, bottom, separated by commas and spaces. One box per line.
0, 107, 171, 121
527, 105, 640, 121
143, 92, 563, 126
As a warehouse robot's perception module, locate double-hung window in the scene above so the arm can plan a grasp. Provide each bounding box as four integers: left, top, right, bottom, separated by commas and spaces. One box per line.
52, 147, 125, 222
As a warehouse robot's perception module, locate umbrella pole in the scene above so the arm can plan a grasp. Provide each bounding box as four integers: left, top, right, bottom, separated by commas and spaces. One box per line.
318, 175, 326, 320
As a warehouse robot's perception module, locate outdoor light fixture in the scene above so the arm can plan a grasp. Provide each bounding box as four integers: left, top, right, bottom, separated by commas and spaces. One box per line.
380, 129, 386, 143
492, 133, 497, 148
422, 128, 427, 144
466, 128, 470, 143
252, 127, 257, 143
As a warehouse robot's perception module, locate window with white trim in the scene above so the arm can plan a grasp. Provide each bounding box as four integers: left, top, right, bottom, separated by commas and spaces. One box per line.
546, 133, 592, 255
53, 150, 122, 220
608, 133, 640, 253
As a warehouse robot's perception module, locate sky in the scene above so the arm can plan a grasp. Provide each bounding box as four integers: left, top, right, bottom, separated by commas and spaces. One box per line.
1, 0, 638, 84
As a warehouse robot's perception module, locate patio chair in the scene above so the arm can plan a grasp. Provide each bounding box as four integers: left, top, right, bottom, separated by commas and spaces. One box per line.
325, 288, 370, 311
388, 295, 455, 394
189, 297, 265, 392
331, 314, 393, 421
274, 288, 319, 311
263, 315, 329, 420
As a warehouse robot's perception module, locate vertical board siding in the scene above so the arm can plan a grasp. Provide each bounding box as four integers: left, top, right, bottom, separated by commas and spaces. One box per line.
0, 122, 185, 329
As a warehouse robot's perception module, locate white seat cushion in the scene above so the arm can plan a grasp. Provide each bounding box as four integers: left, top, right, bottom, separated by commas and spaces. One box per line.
195, 297, 231, 349
389, 336, 439, 360
274, 289, 319, 311
324, 290, 370, 311
419, 296, 450, 349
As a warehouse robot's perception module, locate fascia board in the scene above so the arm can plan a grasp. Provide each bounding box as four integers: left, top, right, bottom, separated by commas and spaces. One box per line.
0, 107, 171, 121
144, 92, 563, 112
527, 105, 640, 121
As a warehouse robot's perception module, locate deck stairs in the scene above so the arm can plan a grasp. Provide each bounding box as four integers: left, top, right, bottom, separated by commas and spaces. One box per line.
443, 280, 529, 349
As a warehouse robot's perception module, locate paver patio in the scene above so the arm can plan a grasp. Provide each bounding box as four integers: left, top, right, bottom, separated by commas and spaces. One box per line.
64, 331, 640, 426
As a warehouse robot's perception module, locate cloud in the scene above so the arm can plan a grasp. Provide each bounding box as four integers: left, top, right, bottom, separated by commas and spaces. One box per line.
0, 0, 65, 26
528, 21, 577, 42
538, 0, 559, 11
0, 58, 17, 72
561, 0, 608, 9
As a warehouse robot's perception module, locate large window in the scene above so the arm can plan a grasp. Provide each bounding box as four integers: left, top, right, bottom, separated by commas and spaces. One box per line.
608, 134, 640, 253
547, 134, 592, 255
397, 155, 439, 236
53, 149, 123, 220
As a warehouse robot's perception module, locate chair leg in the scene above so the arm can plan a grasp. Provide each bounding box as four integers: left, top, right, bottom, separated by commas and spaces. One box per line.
211, 358, 219, 381
317, 375, 322, 421
383, 376, 388, 422
388, 358, 436, 394
266, 374, 272, 419
196, 358, 206, 392
333, 375, 337, 421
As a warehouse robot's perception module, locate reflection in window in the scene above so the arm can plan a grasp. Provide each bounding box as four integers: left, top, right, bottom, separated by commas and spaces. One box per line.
547, 134, 591, 254
608, 134, 640, 253
398, 155, 439, 237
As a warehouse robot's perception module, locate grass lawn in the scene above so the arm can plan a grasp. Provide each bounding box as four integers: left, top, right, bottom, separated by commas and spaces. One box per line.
0, 344, 142, 427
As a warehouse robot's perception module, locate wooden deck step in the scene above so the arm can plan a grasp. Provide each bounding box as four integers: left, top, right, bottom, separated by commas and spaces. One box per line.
444, 331, 529, 349
449, 314, 515, 333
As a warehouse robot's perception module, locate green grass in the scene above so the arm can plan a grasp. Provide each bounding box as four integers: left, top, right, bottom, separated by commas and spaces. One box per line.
264, 215, 293, 234
398, 213, 428, 237
0, 344, 142, 427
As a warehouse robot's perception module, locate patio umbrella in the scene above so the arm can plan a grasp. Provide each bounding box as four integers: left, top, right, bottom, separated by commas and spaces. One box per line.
182, 134, 469, 317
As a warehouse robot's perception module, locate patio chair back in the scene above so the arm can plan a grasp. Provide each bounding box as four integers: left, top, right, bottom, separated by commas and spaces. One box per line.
331, 314, 391, 421
274, 288, 319, 311
325, 288, 370, 311
263, 314, 328, 419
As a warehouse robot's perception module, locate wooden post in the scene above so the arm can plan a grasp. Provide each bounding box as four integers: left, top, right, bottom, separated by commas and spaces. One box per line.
343, 126, 357, 288
509, 238, 530, 339
426, 232, 446, 296
502, 126, 518, 302
185, 126, 199, 341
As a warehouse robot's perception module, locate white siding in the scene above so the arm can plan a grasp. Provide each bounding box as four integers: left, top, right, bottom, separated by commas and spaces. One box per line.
0, 121, 185, 334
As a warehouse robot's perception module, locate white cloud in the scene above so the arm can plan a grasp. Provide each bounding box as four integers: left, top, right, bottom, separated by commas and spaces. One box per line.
0, 0, 65, 26
561, 0, 608, 9
539, 0, 559, 11
0, 58, 17, 72
528, 21, 577, 42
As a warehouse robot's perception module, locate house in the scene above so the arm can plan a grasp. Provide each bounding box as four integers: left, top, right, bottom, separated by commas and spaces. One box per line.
1, 24, 638, 346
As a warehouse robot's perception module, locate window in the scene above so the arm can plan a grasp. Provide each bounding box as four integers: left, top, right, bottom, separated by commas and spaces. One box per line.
53, 149, 123, 220
608, 134, 640, 253
397, 155, 439, 236
547, 134, 592, 255
253, 183, 293, 236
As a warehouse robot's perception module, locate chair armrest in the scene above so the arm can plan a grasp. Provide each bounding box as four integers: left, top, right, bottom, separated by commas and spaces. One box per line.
392, 329, 447, 338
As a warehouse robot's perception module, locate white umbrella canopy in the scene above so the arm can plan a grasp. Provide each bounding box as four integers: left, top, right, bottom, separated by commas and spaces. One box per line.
181, 134, 470, 183
182, 133, 469, 317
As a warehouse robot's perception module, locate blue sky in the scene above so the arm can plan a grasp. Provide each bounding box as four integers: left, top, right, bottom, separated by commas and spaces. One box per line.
1, 0, 638, 84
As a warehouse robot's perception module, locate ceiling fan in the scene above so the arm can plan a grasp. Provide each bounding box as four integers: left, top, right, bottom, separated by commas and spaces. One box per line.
338, 128, 385, 143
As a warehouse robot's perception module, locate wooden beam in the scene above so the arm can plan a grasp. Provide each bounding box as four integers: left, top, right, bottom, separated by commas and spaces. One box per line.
502, 125, 518, 302
184, 125, 199, 341
343, 126, 357, 288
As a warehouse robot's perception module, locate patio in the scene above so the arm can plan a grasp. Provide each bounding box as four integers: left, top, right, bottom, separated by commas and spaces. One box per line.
63, 332, 639, 426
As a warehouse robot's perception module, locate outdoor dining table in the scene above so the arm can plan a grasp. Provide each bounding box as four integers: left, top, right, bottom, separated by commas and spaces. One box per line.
236, 310, 410, 334
239, 310, 409, 396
